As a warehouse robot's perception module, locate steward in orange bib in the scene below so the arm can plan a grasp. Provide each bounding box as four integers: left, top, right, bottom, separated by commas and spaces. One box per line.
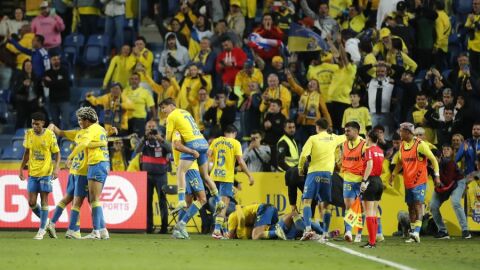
390, 122, 440, 244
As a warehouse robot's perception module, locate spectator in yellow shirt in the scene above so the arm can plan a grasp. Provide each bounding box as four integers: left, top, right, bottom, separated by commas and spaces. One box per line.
386, 38, 417, 72
86, 82, 135, 135
6, 24, 34, 70
123, 72, 157, 135
110, 139, 127, 172
433, 1, 451, 71
130, 36, 154, 87
340, 1, 372, 34
143, 68, 180, 126
260, 73, 291, 118
177, 64, 212, 110
465, 0, 480, 71
103, 44, 135, 89
190, 87, 215, 132
306, 52, 339, 102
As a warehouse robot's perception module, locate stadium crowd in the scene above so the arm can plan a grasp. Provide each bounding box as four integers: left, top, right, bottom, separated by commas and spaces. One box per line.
1, 0, 480, 242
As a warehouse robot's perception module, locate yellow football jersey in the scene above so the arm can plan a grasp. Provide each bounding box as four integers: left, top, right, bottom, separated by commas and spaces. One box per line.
23, 129, 60, 177
172, 131, 199, 170
209, 136, 242, 183
78, 123, 109, 165
299, 132, 346, 174
166, 109, 204, 143
63, 129, 88, 176
227, 204, 260, 239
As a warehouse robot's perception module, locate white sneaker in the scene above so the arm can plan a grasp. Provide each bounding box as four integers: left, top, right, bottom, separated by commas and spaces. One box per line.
354, 234, 362, 243
82, 230, 101, 240
100, 228, 110, 240
65, 229, 82, 239
33, 229, 46, 240
174, 222, 189, 239
172, 229, 186, 239
409, 232, 420, 243
376, 234, 385, 242
46, 221, 57, 239
344, 231, 353, 242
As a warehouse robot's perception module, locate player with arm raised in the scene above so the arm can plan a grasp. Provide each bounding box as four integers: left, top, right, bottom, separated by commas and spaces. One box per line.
46, 123, 107, 239
298, 118, 345, 241
209, 125, 254, 239
389, 122, 441, 243
67, 107, 111, 240
159, 98, 221, 212
19, 112, 61, 240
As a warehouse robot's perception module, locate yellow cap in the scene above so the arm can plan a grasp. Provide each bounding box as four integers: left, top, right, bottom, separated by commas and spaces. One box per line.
379, 28, 391, 39
272, 55, 284, 63
230, 0, 241, 6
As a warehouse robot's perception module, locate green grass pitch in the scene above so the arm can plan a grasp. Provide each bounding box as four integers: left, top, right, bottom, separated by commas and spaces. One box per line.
1, 232, 479, 270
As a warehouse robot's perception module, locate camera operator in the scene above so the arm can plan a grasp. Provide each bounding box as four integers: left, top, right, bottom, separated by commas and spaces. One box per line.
135, 120, 172, 234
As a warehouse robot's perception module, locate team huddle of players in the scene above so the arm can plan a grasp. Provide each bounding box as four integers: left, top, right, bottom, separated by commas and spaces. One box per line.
20, 99, 438, 247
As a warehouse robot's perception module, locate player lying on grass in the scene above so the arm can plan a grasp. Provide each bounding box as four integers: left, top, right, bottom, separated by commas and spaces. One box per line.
170, 130, 220, 239
46, 123, 109, 239
67, 107, 111, 240
19, 112, 61, 240
160, 98, 220, 212
208, 125, 255, 239
277, 210, 324, 240
226, 203, 286, 240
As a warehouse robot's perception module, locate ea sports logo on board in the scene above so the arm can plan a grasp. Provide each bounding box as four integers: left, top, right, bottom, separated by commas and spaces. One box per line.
101, 175, 137, 224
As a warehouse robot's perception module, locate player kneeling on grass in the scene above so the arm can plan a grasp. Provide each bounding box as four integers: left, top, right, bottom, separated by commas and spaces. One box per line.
170, 131, 218, 239
67, 107, 110, 240
19, 112, 61, 240
359, 130, 385, 248
47, 123, 108, 239
209, 125, 254, 239
226, 204, 286, 240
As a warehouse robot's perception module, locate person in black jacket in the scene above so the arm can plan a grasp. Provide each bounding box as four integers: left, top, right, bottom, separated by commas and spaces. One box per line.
425, 104, 464, 148
135, 120, 172, 234
12, 59, 44, 129
43, 54, 70, 129
204, 91, 236, 139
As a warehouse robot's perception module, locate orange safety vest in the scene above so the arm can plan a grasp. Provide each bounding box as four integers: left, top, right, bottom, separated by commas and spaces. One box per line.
342, 140, 366, 176
400, 139, 428, 189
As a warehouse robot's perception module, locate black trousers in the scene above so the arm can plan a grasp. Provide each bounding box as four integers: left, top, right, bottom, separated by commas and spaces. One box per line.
327, 102, 350, 134
146, 173, 168, 232
285, 167, 317, 216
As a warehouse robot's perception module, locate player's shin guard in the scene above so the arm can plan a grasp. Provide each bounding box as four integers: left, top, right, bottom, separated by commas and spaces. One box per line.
92, 201, 105, 230
311, 221, 324, 234
366, 216, 376, 245
178, 188, 186, 202
264, 228, 277, 239
210, 188, 220, 204
323, 210, 332, 232
69, 207, 80, 231
377, 217, 383, 235
181, 201, 202, 223
214, 216, 223, 232
414, 220, 422, 234
303, 206, 312, 231
51, 202, 66, 224
30, 204, 41, 218
178, 209, 187, 221
293, 215, 305, 231
40, 206, 49, 229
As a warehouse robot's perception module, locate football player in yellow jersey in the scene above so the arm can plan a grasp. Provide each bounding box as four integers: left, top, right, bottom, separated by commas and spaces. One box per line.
208, 125, 254, 239
170, 131, 220, 239
67, 107, 111, 240
160, 98, 219, 212
226, 203, 286, 240
19, 112, 61, 240
298, 119, 346, 241
47, 124, 108, 239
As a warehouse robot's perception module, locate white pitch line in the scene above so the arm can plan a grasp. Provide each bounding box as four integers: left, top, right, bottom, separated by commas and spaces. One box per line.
324, 242, 417, 270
